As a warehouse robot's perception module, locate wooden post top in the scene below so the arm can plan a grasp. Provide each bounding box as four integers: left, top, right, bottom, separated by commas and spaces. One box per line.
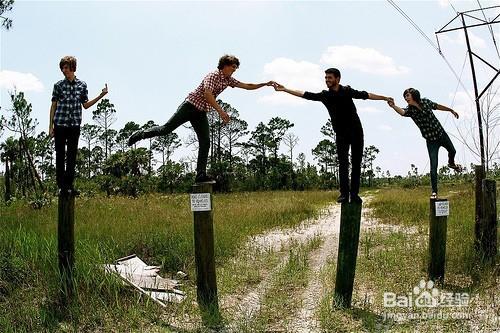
192, 182, 214, 194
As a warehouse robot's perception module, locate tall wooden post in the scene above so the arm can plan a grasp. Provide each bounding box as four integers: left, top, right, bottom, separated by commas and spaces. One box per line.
334, 202, 362, 307
191, 182, 220, 325
58, 191, 75, 303
429, 198, 448, 282
480, 179, 497, 259
475, 165, 485, 251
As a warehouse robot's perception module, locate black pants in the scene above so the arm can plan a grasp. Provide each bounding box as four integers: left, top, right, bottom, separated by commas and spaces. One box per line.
54, 125, 80, 190
141, 101, 209, 174
426, 132, 456, 193
336, 130, 364, 196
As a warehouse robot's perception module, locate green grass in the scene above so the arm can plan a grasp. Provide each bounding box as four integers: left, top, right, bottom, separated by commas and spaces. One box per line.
0, 190, 334, 332
318, 184, 499, 332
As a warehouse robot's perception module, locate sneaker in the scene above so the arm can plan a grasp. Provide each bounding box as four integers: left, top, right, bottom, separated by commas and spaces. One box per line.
195, 172, 215, 183
128, 130, 144, 147
430, 192, 437, 199
350, 194, 363, 204
69, 188, 81, 197
448, 162, 462, 172
336, 194, 349, 203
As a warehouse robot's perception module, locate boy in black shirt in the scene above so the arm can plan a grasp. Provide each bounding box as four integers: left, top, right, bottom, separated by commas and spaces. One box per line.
274, 68, 392, 203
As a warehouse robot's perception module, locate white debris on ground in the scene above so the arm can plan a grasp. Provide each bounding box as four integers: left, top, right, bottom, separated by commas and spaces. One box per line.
104, 254, 186, 307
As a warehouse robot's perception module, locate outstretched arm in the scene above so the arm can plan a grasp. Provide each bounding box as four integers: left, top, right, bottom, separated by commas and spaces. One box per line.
236, 81, 274, 90
273, 83, 305, 98
368, 92, 392, 101
83, 84, 108, 109
435, 103, 459, 119
387, 100, 406, 116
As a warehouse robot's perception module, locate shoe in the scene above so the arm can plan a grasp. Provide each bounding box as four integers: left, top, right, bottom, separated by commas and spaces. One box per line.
195, 172, 215, 183
69, 188, 80, 197
430, 192, 437, 199
336, 194, 349, 203
128, 130, 144, 147
350, 194, 363, 204
448, 162, 462, 172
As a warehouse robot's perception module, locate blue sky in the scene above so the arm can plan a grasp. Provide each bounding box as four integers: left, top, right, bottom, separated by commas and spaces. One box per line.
1, 0, 499, 175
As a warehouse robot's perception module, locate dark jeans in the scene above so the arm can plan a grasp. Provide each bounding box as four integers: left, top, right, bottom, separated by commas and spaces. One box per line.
336, 130, 364, 196
426, 132, 456, 193
54, 125, 81, 190
142, 101, 209, 174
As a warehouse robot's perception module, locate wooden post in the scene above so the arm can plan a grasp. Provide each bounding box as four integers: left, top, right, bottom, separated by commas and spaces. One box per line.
334, 202, 362, 307
429, 198, 448, 282
191, 182, 220, 324
58, 191, 75, 303
474, 165, 485, 251
480, 179, 497, 259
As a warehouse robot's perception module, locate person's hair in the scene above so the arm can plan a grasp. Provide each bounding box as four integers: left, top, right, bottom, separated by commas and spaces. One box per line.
218, 55, 240, 70
325, 68, 341, 79
59, 56, 77, 72
403, 88, 421, 104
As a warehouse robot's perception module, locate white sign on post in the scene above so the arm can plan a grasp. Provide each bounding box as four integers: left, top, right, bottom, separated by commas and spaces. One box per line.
190, 193, 211, 212
435, 201, 449, 217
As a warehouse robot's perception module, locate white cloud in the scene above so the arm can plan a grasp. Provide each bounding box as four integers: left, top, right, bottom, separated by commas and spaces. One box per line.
0, 70, 44, 92
378, 124, 393, 131
451, 90, 476, 120
258, 57, 324, 106
320, 45, 410, 76
437, 0, 449, 8
439, 30, 486, 49
358, 106, 383, 113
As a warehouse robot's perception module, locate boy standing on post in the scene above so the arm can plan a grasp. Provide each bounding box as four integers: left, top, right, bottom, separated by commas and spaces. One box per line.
273, 68, 392, 203
127, 54, 275, 183
49, 56, 108, 195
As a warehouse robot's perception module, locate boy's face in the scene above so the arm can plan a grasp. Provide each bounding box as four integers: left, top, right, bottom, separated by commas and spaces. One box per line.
325, 74, 339, 88
221, 64, 238, 77
404, 92, 414, 104
61, 64, 75, 79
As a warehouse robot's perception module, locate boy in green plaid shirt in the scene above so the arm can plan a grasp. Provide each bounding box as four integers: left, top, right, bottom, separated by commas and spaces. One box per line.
388, 88, 462, 199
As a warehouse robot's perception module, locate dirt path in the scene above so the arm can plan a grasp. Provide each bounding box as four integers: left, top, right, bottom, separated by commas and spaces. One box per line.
221, 202, 347, 332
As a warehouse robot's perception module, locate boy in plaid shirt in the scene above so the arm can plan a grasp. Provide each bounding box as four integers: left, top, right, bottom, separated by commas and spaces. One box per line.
49, 56, 108, 195
128, 54, 275, 183
388, 88, 461, 199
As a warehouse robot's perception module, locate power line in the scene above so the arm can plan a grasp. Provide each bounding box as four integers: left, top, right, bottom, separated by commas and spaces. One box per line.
476, 0, 500, 59
387, 0, 475, 102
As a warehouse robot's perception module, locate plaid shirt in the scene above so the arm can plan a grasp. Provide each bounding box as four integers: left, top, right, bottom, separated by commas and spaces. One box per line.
403, 98, 444, 141
186, 70, 240, 111
51, 77, 88, 127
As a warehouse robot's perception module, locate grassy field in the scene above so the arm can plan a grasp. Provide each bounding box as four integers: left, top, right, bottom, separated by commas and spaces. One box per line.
0, 190, 334, 332
1, 184, 498, 332
319, 184, 500, 332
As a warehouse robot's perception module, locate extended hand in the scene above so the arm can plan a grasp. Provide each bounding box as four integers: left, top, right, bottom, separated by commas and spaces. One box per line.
387, 99, 395, 107
219, 110, 230, 124
451, 110, 459, 119
273, 82, 286, 91
101, 83, 108, 96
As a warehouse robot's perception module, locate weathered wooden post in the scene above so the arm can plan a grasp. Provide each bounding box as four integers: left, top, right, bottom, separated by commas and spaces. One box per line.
480, 179, 497, 259
190, 182, 220, 324
429, 198, 448, 282
474, 165, 485, 252
334, 201, 362, 307
58, 191, 75, 303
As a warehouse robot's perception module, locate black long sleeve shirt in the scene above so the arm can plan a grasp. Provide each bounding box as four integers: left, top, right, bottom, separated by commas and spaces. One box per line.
302, 85, 369, 136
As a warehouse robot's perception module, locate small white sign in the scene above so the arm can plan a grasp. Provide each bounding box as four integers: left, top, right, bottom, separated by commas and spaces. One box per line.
190, 193, 211, 212
435, 201, 449, 217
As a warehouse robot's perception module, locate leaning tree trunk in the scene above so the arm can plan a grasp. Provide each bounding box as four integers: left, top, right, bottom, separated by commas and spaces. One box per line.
20, 137, 44, 193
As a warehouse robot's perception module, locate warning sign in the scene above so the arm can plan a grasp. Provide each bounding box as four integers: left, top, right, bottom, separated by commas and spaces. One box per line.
435, 201, 449, 217
190, 193, 211, 212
